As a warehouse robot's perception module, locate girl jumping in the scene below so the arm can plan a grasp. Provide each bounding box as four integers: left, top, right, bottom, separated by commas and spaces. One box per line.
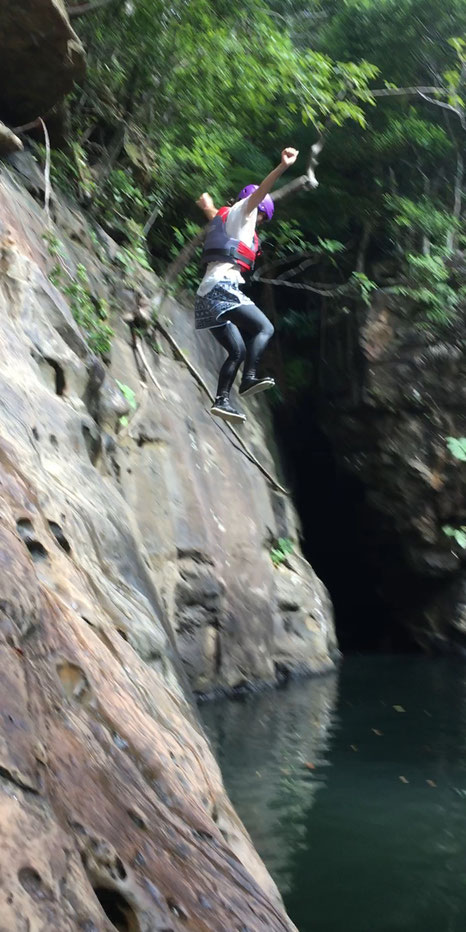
195, 147, 299, 423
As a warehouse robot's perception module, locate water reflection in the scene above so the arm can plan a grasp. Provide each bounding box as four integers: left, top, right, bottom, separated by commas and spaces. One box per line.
201, 657, 466, 932
201, 673, 339, 893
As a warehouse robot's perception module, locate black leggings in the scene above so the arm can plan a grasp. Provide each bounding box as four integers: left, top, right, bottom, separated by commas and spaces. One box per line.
211, 302, 274, 397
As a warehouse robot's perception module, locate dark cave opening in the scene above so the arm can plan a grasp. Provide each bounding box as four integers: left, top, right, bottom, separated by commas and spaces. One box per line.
275, 397, 424, 653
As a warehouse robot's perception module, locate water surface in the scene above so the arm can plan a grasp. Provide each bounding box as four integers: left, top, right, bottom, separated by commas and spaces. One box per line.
200, 657, 466, 932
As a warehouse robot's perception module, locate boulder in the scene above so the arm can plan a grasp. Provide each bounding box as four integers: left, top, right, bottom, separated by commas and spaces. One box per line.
0, 0, 86, 124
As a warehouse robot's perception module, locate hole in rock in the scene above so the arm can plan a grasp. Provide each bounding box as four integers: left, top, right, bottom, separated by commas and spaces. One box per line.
25, 540, 49, 561
50, 434, 59, 449
93, 887, 141, 932
45, 358, 66, 396
17, 517, 48, 560
167, 898, 188, 920
56, 661, 91, 702
48, 521, 71, 553
275, 404, 422, 653
82, 424, 101, 466
16, 518, 34, 538
127, 807, 147, 830
32, 427, 40, 441
18, 867, 45, 900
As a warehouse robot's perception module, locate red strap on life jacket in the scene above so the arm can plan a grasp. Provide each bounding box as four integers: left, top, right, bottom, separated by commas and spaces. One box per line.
212, 205, 260, 271
217, 206, 260, 256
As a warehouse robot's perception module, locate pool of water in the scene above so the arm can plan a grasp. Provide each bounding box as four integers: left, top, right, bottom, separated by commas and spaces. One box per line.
200, 656, 466, 932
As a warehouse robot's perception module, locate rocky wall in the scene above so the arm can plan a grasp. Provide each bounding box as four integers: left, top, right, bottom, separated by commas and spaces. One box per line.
0, 153, 336, 929
319, 289, 466, 648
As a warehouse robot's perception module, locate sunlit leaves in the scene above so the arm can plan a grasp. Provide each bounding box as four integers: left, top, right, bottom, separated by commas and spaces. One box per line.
446, 437, 466, 462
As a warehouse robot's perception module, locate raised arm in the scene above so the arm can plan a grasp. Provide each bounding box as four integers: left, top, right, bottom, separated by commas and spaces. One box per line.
196, 192, 218, 221
245, 148, 299, 216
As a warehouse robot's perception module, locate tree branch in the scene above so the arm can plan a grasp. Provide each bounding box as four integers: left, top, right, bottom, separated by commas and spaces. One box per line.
371, 85, 450, 97
416, 91, 466, 129
253, 276, 344, 296
273, 135, 324, 202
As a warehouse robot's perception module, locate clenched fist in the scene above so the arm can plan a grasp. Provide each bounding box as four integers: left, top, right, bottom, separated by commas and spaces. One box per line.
281, 147, 299, 168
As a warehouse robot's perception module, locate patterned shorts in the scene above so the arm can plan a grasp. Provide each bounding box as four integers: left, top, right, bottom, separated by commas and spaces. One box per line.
194, 281, 245, 331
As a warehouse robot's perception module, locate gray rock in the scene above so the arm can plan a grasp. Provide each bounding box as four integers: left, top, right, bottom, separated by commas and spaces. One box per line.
0, 121, 23, 155
0, 158, 334, 930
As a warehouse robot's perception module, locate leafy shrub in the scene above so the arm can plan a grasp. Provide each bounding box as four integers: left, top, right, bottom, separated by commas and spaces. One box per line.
270, 537, 294, 566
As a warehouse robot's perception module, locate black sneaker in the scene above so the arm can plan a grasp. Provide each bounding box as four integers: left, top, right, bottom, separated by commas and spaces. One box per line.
239, 376, 275, 398
210, 396, 246, 423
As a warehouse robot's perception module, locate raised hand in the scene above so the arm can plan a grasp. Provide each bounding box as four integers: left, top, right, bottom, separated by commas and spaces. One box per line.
281, 147, 299, 168
196, 192, 215, 211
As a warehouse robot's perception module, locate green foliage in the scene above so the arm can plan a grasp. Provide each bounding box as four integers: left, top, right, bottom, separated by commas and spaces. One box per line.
443, 525, 466, 549
351, 271, 377, 306
65, 0, 377, 258
441, 441, 466, 548
115, 380, 137, 409
386, 196, 459, 247
115, 221, 152, 284
53, 0, 466, 399
270, 537, 295, 566
393, 253, 459, 326
169, 220, 203, 292
44, 233, 113, 356
446, 437, 466, 462
64, 266, 114, 356
283, 357, 314, 392
116, 380, 137, 426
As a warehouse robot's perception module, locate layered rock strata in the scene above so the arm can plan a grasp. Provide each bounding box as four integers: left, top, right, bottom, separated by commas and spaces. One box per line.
0, 155, 335, 929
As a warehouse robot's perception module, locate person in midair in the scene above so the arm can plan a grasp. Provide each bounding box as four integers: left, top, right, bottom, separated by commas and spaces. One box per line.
195, 147, 299, 423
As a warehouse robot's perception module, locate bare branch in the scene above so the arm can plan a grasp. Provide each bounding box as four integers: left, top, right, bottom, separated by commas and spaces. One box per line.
11, 118, 41, 134
371, 85, 450, 97
273, 135, 324, 202
253, 276, 344, 296
416, 91, 466, 129
38, 118, 52, 225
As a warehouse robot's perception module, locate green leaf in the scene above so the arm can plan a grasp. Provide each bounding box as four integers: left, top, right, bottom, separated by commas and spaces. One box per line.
446, 437, 466, 462
116, 380, 137, 410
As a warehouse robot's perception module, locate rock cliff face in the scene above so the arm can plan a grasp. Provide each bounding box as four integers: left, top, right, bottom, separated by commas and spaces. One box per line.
0, 4, 337, 928
319, 291, 466, 649
0, 153, 335, 930
0, 0, 85, 124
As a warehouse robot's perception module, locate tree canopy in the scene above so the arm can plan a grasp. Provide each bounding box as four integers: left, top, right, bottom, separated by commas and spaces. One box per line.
58, 0, 466, 388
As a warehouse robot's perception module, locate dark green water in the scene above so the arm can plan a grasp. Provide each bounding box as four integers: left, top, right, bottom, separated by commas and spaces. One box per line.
200, 657, 466, 932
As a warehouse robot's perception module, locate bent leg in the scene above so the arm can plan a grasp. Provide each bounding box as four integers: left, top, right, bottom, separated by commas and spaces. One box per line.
223, 303, 274, 378
210, 322, 246, 397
